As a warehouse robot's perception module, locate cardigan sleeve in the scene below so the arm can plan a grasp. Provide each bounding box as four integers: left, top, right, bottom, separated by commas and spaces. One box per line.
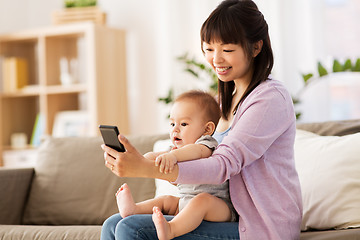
175, 80, 296, 185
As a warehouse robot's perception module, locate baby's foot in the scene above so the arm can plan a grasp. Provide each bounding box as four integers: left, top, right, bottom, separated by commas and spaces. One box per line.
116, 183, 136, 218
152, 206, 173, 240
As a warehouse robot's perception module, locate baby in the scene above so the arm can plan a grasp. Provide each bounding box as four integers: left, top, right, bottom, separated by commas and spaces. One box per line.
116, 90, 237, 240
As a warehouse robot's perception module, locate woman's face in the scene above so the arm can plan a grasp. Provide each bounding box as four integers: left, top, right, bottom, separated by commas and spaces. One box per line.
203, 41, 253, 85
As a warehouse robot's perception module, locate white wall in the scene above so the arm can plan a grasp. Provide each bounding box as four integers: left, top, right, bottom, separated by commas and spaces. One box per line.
0, 0, 340, 134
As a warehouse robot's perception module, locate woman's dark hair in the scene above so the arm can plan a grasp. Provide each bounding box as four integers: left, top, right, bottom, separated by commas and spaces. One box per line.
200, 0, 273, 120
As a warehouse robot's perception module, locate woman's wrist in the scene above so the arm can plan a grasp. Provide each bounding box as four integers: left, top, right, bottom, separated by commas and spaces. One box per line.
144, 157, 179, 182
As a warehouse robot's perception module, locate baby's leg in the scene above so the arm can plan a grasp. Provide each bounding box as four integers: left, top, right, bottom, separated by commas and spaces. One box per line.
116, 183, 179, 218
116, 183, 137, 217
152, 192, 232, 240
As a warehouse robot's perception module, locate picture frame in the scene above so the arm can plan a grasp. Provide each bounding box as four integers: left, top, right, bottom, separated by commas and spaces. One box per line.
52, 110, 89, 137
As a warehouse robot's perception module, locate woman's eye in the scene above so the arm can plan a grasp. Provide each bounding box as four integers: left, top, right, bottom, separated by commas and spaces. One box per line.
224, 49, 234, 52
204, 48, 213, 52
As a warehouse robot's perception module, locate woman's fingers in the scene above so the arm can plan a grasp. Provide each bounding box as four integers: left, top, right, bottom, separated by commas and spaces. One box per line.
118, 134, 135, 153
104, 143, 119, 157
102, 144, 119, 174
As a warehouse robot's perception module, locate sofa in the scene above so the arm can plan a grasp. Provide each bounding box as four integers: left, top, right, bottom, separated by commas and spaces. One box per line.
0, 119, 359, 240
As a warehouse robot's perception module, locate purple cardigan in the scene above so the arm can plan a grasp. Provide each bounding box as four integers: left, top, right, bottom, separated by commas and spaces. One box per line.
176, 79, 303, 240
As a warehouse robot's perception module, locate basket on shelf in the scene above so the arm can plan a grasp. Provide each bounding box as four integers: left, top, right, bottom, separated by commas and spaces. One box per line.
52, 6, 106, 25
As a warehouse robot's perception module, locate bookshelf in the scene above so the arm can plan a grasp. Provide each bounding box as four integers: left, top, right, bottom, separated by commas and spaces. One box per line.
0, 23, 129, 166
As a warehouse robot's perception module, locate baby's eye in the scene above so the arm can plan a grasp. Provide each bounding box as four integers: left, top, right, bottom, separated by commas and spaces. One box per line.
181, 123, 188, 127
170, 123, 175, 127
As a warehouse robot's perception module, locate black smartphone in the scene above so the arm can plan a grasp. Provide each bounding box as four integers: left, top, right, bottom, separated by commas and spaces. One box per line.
99, 125, 126, 152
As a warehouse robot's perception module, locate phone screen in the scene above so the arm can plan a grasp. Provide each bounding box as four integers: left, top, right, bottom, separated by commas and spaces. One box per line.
99, 125, 126, 152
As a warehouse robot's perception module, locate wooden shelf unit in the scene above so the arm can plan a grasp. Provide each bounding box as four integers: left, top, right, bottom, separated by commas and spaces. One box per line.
0, 23, 129, 166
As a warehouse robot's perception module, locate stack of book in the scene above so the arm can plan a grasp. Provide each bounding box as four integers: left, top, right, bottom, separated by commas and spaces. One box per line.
2, 57, 29, 92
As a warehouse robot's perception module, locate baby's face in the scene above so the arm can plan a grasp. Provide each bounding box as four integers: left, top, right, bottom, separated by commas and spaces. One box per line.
169, 100, 207, 148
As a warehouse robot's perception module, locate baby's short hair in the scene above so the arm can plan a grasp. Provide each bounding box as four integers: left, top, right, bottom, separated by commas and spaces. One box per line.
175, 90, 220, 128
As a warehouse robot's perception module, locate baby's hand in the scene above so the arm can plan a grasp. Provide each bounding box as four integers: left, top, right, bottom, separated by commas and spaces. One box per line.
155, 153, 177, 174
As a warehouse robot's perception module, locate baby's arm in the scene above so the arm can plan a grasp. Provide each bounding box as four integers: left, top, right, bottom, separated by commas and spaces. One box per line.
144, 151, 168, 161
155, 144, 212, 173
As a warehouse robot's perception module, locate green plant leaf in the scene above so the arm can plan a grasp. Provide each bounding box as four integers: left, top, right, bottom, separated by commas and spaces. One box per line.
292, 96, 300, 105
332, 59, 343, 72
185, 68, 199, 78
158, 89, 174, 104
343, 59, 352, 71
64, 0, 76, 7
302, 73, 313, 84
317, 62, 328, 77
352, 58, 360, 72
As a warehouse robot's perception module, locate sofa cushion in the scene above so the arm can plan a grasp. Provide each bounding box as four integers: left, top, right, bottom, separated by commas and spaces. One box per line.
0, 168, 34, 224
294, 129, 360, 230
300, 228, 360, 240
297, 118, 360, 136
0, 225, 101, 240
22, 134, 167, 225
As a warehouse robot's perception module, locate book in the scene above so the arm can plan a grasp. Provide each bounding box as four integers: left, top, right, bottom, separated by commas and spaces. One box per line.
30, 113, 45, 147
0, 56, 3, 92
2, 57, 29, 92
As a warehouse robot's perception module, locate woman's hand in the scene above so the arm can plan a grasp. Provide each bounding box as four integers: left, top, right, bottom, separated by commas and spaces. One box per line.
101, 135, 179, 181
102, 134, 146, 178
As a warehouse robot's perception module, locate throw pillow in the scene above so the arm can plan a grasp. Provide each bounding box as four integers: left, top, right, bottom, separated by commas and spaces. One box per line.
22, 135, 163, 225
295, 129, 360, 230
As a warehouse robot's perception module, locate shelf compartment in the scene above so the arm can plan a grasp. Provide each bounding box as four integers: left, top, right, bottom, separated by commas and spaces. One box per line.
45, 34, 86, 86
46, 92, 82, 135
0, 96, 39, 146
0, 39, 39, 86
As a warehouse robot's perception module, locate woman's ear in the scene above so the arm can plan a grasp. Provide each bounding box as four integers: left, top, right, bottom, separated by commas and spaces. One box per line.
253, 40, 263, 57
204, 121, 216, 135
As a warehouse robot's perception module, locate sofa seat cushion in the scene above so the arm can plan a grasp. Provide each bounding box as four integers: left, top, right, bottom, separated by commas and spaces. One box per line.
295, 129, 360, 230
300, 228, 360, 240
22, 134, 167, 225
0, 225, 101, 240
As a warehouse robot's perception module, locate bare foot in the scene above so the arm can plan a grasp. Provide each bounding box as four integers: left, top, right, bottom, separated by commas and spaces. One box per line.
116, 183, 136, 218
152, 206, 173, 240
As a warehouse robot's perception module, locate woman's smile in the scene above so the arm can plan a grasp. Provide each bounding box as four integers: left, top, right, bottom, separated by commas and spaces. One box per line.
215, 66, 232, 75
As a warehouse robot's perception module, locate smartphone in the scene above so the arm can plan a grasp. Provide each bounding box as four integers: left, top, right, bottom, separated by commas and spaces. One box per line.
99, 125, 126, 152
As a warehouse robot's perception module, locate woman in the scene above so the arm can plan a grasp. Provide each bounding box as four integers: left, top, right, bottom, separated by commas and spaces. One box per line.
101, 0, 302, 239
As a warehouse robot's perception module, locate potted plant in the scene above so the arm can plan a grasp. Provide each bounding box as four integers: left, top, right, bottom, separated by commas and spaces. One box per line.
64, 0, 97, 8
295, 58, 360, 120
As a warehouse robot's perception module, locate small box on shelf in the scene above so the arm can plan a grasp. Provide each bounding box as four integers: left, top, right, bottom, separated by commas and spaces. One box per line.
2, 148, 38, 168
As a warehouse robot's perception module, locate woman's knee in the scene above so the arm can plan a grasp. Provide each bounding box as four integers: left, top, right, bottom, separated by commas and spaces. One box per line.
115, 215, 158, 239
101, 214, 122, 240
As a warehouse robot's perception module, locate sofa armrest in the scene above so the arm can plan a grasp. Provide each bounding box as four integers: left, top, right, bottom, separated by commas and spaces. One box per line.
0, 168, 34, 224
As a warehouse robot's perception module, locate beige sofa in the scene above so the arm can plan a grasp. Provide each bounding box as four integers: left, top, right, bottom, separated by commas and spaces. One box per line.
0, 120, 359, 240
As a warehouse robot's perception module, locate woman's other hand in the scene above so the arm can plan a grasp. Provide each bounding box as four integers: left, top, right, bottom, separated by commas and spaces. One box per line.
102, 134, 146, 178
101, 135, 179, 181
